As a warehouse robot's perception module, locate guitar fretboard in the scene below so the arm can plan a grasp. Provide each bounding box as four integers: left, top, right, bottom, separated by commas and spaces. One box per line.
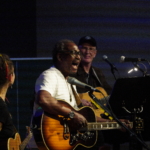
19, 131, 32, 150
86, 122, 133, 131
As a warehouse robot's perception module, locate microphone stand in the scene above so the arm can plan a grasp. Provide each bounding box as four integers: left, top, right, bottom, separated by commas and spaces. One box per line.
88, 91, 150, 150
103, 56, 119, 80
133, 62, 147, 77
110, 66, 118, 80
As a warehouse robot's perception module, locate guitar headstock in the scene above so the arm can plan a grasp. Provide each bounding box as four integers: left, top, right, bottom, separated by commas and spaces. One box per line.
26, 126, 31, 134
25, 126, 33, 138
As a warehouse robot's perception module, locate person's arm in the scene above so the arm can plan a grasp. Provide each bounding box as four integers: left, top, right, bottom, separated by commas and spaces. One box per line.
36, 90, 87, 128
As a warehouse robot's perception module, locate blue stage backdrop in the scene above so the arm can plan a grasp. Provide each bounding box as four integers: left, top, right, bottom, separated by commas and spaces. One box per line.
36, 0, 150, 85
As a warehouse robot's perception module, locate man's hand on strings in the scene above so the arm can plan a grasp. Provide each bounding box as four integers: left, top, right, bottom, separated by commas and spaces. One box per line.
119, 119, 132, 132
81, 99, 93, 107
69, 112, 87, 130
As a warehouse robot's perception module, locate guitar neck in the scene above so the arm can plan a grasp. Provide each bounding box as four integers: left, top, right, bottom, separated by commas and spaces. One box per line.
19, 132, 32, 150
83, 122, 133, 131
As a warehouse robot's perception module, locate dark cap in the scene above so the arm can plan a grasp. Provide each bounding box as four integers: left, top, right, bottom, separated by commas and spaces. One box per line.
78, 36, 97, 47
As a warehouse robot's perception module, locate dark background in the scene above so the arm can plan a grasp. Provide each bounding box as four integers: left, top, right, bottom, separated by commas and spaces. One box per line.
1, 0, 150, 149
1, 0, 150, 84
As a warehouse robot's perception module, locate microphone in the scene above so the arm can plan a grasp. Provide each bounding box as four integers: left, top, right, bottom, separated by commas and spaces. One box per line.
102, 55, 118, 71
67, 76, 100, 92
120, 56, 146, 62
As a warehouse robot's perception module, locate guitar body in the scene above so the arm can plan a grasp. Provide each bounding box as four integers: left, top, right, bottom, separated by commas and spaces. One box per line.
0, 128, 32, 150
78, 87, 108, 117
32, 100, 98, 150
8, 133, 21, 150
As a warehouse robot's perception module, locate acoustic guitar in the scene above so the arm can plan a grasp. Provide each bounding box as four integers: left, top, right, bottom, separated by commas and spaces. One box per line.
32, 100, 132, 150
78, 87, 110, 117
1, 126, 32, 150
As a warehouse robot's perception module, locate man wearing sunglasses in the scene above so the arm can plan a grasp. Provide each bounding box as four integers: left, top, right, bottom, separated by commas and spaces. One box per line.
32, 39, 111, 150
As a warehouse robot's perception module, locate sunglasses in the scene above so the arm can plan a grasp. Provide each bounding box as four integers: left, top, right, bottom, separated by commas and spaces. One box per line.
62, 50, 81, 56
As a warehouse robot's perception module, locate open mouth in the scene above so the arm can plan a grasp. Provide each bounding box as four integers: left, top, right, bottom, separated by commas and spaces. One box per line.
72, 62, 79, 70
72, 62, 78, 66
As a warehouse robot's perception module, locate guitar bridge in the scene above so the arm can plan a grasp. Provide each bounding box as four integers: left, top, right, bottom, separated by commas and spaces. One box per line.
63, 118, 70, 140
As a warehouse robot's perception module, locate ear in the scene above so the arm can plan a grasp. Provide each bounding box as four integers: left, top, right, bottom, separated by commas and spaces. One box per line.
93, 50, 97, 58
57, 53, 61, 62
57, 53, 64, 62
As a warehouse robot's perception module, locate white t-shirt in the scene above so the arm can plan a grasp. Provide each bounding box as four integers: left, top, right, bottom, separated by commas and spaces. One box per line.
34, 67, 78, 113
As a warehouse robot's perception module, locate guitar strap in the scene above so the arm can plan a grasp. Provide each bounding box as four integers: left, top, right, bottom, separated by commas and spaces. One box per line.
92, 67, 103, 86
71, 85, 83, 108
